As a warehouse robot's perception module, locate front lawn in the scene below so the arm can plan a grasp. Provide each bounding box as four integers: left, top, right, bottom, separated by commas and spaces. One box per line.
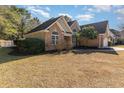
0, 48, 30, 64
113, 45, 124, 48
0, 48, 124, 87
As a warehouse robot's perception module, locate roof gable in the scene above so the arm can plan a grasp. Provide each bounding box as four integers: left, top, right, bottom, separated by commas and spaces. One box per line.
27, 16, 61, 34
57, 16, 72, 33
80, 20, 108, 34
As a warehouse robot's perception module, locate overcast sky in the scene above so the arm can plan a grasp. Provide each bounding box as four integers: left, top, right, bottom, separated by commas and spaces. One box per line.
17, 5, 124, 30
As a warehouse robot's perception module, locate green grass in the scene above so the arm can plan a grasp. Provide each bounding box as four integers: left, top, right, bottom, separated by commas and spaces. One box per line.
0, 48, 29, 64
0, 47, 12, 55
113, 45, 124, 48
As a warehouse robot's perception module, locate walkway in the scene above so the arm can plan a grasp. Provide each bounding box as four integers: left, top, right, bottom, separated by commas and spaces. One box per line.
111, 47, 124, 51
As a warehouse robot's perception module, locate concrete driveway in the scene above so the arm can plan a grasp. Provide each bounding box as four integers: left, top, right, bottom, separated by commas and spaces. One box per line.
73, 47, 124, 52
111, 47, 124, 51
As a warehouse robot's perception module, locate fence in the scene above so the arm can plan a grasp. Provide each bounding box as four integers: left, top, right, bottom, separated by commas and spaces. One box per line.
0, 40, 14, 47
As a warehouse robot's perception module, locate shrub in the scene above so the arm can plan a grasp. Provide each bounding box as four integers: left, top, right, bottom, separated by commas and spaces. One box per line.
14, 38, 45, 55
117, 38, 124, 44
80, 26, 98, 39
108, 41, 113, 46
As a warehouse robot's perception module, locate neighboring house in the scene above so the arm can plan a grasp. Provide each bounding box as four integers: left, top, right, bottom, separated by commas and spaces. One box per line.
110, 29, 120, 39
25, 16, 73, 51
110, 29, 121, 44
120, 30, 124, 39
119, 30, 124, 44
80, 20, 114, 48
0, 39, 14, 47
67, 20, 81, 47
108, 30, 116, 45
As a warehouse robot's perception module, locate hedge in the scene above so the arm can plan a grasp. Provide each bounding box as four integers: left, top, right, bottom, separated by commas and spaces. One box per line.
14, 38, 45, 55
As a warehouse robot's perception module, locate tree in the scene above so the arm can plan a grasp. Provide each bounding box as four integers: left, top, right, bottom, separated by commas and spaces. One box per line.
11, 6, 40, 40
16, 16, 40, 39
16, 16, 27, 39
11, 6, 31, 39
0, 6, 41, 40
80, 26, 98, 39
75, 31, 81, 47
11, 6, 30, 17
0, 6, 20, 40
78, 26, 98, 47
64, 16, 72, 22
26, 17, 40, 32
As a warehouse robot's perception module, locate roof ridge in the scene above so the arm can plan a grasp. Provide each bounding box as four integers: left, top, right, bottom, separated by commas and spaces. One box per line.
80, 20, 108, 34
81, 20, 108, 26
26, 16, 62, 34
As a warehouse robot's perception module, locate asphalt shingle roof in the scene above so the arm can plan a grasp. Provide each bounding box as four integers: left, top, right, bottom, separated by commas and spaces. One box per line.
27, 16, 61, 34
67, 21, 75, 26
80, 20, 108, 34
110, 29, 120, 36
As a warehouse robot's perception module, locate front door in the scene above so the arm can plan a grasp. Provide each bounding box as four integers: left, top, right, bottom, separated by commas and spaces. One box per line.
64, 36, 72, 49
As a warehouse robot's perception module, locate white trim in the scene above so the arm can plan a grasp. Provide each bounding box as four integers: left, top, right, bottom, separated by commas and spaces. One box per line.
46, 16, 73, 34
61, 16, 73, 33
46, 16, 72, 34
51, 32, 59, 45
70, 21, 76, 28
56, 22, 65, 31
70, 21, 81, 31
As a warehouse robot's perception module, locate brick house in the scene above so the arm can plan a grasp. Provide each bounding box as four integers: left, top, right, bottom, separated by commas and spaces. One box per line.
25, 16, 74, 51
67, 20, 81, 47
80, 21, 115, 48
119, 30, 124, 40
110, 29, 120, 40
109, 29, 118, 45
25, 16, 115, 50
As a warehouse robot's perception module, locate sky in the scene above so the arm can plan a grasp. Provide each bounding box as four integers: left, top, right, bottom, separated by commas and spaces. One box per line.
17, 5, 124, 30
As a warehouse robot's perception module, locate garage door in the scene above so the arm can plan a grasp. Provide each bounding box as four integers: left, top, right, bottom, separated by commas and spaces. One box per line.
103, 37, 108, 48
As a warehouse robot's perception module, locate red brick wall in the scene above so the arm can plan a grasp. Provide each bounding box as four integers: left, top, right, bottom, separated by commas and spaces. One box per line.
79, 37, 99, 47
45, 22, 65, 51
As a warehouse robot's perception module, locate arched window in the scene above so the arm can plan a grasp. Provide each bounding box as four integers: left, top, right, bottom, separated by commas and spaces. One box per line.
73, 29, 76, 32
52, 32, 58, 35
51, 32, 58, 45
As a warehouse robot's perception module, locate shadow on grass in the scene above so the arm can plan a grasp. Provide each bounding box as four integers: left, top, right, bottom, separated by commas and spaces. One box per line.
45, 49, 70, 55
72, 47, 118, 55
0, 47, 45, 64
0, 54, 32, 64
0, 47, 118, 64
43, 47, 119, 56
0, 48, 68, 64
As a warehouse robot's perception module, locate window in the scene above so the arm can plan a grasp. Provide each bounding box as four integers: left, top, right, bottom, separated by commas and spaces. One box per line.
73, 29, 76, 33
72, 29, 77, 35
64, 29, 67, 33
51, 32, 58, 45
